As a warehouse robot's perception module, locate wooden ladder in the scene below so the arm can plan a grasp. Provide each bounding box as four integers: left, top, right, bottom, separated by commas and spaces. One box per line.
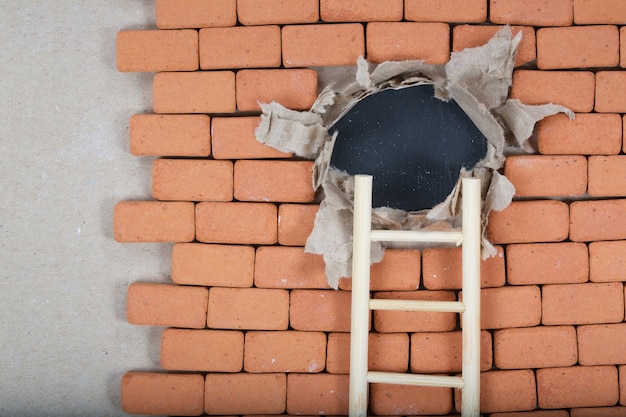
349, 174, 482, 416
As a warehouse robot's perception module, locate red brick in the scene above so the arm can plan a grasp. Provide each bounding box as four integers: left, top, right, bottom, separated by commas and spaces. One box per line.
371, 383, 453, 415
234, 160, 315, 203
277, 204, 318, 246
574, 0, 626, 24
211, 116, 291, 160
511, 70, 595, 113
542, 282, 625, 325
326, 332, 409, 374
161, 328, 243, 371
589, 156, 626, 197
537, 25, 619, 70
156, 0, 236, 29
199, 26, 281, 70
114, 201, 195, 243
578, 323, 626, 365
339, 249, 421, 291
205, 373, 286, 415
129, 114, 211, 157
494, 326, 577, 369
286, 374, 348, 415
490, 0, 573, 26
282, 24, 364, 67
195, 202, 277, 245
537, 113, 622, 155
572, 407, 626, 417
506, 242, 589, 285
207, 287, 289, 330
504, 155, 587, 197
621, 28, 626, 68
486, 200, 569, 244
320, 0, 403, 22
254, 246, 329, 289
622, 366, 626, 406
116, 30, 198, 72
570, 199, 626, 242
537, 366, 619, 409
480, 285, 541, 329
422, 245, 505, 290
121, 372, 204, 416
491, 412, 570, 417
244, 331, 326, 373
455, 370, 537, 413
153, 71, 236, 114
373, 291, 457, 333
410, 330, 493, 373
290, 289, 351, 332
596, 71, 626, 113
172, 243, 254, 287
453, 25, 536, 67
127, 283, 208, 328
236, 69, 318, 112
590, 241, 626, 283
405, 0, 487, 22
238, 0, 319, 25
366, 22, 450, 64
152, 159, 232, 202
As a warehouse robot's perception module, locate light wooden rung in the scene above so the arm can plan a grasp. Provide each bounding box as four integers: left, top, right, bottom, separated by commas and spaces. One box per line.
368, 299, 465, 312
369, 229, 464, 245
367, 371, 465, 389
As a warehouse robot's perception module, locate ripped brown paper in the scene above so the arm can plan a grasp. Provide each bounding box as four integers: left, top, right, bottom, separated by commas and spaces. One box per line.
256, 27, 573, 289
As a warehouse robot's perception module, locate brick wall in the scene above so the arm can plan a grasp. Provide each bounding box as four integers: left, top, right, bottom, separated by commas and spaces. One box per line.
115, 0, 626, 415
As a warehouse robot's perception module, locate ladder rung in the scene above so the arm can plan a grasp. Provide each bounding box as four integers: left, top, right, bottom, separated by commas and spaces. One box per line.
367, 371, 465, 389
369, 299, 465, 313
369, 229, 464, 245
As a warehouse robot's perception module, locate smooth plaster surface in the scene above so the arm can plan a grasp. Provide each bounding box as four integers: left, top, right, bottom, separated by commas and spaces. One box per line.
0, 2, 169, 415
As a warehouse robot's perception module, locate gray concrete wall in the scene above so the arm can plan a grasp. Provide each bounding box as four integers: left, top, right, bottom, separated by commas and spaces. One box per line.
0, 2, 168, 415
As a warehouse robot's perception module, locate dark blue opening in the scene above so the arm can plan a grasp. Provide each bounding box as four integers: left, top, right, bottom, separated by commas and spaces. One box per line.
329, 85, 487, 211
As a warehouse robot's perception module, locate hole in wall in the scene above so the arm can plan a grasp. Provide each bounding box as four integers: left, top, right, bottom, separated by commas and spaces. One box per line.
255, 28, 574, 286
329, 85, 488, 211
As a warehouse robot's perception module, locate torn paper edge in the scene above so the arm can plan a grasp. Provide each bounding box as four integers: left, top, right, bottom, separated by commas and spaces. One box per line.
256, 27, 574, 289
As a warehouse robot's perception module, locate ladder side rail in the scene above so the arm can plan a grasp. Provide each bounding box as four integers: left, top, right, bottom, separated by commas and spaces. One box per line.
461, 178, 482, 417
349, 175, 374, 417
